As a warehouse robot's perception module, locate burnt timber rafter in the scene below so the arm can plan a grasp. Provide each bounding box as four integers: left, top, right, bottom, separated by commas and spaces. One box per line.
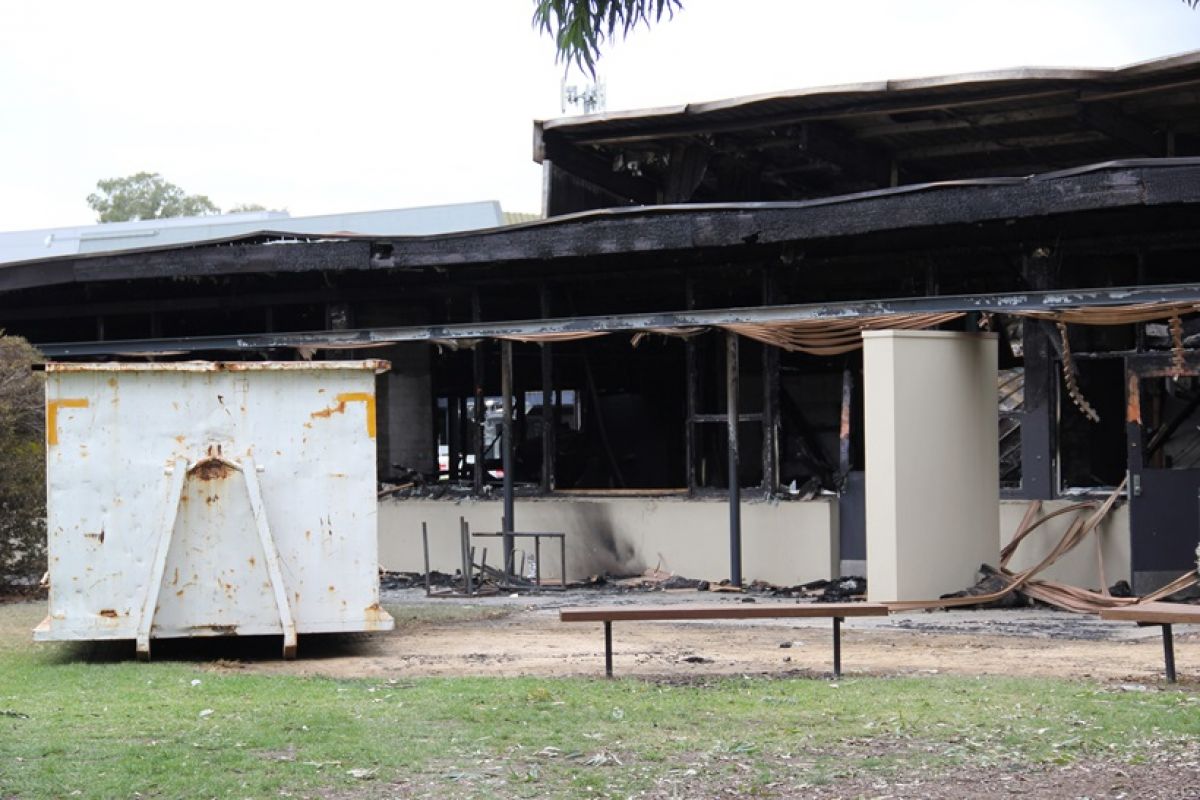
36, 281, 1200, 357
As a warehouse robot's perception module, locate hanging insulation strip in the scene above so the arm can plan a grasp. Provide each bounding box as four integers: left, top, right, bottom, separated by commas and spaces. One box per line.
493, 331, 609, 344
630, 327, 706, 347
1019, 301, 1200, 325
1057, 321, 1101, 423
1022, 302, 1200, 424
717, 312, 966, 355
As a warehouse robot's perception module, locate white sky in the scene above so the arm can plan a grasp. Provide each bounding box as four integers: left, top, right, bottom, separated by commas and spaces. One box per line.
1, 0, 1198, 231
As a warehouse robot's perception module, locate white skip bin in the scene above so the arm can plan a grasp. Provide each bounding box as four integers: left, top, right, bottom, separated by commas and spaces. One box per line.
35, 361, 395, 658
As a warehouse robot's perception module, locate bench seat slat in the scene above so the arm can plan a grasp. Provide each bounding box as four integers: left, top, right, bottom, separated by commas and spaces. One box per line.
559, 603, 888, 623
1100, 601, 1200, 625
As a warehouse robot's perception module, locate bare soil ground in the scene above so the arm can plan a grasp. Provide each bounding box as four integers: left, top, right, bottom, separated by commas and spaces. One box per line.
221, 589, 1198, 686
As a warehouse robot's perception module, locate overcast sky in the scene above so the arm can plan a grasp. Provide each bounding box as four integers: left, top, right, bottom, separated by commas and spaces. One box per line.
1, 0, 1198, 231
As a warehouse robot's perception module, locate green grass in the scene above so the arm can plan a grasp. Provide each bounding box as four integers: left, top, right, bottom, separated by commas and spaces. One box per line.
0, 601, 1197, 799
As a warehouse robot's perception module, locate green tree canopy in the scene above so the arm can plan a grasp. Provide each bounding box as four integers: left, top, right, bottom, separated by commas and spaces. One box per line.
86, 172, 220, 223
534, 0, 683, 77
537, 1, 1198, 77
0, 335, 46, 586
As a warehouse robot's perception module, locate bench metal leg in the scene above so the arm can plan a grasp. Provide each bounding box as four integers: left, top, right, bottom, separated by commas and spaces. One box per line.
833, 616, 843, 678
604, 620, 613, 678
1162, 624, 1177, 684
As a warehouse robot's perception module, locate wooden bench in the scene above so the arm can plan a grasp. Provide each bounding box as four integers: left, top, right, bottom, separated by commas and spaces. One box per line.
1101, 601, 1200, 683
559, 602, 890, 678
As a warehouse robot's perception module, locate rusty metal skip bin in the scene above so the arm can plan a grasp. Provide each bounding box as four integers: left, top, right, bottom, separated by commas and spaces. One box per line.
34, 361, 395, 659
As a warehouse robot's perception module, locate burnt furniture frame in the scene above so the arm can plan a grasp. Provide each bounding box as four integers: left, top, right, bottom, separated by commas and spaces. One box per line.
559, 602, 889, 678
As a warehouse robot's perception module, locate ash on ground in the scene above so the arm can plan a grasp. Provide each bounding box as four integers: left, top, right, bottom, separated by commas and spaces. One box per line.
379, 567, 867, 602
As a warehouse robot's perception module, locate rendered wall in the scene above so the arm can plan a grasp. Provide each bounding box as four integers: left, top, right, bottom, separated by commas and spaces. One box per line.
998, 500, 1131, 589
378, 496, 838, 586
864, 331, 1000, 602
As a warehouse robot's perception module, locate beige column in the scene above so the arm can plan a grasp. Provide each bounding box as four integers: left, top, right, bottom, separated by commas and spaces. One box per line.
863, 331, 999, 602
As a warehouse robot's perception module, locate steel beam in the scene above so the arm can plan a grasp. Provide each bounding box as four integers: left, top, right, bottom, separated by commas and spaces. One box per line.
34, 281, 1200, 358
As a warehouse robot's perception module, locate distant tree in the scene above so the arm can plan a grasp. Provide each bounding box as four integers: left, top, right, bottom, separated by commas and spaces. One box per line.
86, 172, 220, 223
226, 203, 268, 214
534, 0, 683, 77
0, 336, 45, 587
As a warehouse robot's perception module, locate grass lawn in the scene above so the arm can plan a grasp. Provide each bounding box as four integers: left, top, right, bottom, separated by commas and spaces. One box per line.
1, 601, 1197, 799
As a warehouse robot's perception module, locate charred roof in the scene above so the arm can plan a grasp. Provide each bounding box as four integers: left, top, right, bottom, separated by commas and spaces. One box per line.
536, 50, 1200, 210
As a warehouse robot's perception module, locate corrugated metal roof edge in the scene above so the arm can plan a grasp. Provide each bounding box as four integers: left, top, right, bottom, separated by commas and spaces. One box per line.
537, 48, 1200, 134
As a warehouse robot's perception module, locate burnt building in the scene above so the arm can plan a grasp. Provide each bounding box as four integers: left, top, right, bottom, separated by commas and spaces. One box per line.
7, 52, 1200, 594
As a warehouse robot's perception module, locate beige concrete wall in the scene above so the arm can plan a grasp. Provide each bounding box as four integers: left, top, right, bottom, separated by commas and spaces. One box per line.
864, 331, 1000, 602
378, 495, 838, 586
998, 500, 1130, 589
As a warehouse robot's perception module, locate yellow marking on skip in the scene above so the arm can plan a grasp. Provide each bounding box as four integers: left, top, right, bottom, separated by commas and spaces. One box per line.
47, 398, 89, 446
310, 392, 376, 438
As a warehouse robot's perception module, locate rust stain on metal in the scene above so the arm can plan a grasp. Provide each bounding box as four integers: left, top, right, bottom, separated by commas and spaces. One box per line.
46, 397, 89, 446
192, 460, 234, 481
248, 556, 256, 567
193, 624, 237, 635
98, 609, 118, 618
310, 392, 377, 438
363, 602, 392, 629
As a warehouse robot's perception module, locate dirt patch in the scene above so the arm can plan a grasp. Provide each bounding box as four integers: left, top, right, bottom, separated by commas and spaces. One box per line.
214, 590, 1199, 685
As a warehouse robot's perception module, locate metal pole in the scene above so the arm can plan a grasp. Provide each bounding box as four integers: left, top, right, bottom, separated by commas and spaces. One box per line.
833, 616, 843, 678
502, 339, 515, 577
460, 517, 473, 596
604, 620, 613, 678
421, 522, 431, 597
1163, 624, 1177, 683
726, 331, 742, 588
471, 292, 485, 496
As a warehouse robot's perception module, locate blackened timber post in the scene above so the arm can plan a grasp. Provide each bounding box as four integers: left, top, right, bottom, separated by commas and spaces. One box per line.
1020, 250, 1059, 499
540, 284, 556, 493
501, 338, 516, 576
762, 271, 780, 494
685, 276, 698, 494
448, 394, 461, 481
471, 291, 485, 496
727, 331, 743, 588
839, 364, 854, 475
